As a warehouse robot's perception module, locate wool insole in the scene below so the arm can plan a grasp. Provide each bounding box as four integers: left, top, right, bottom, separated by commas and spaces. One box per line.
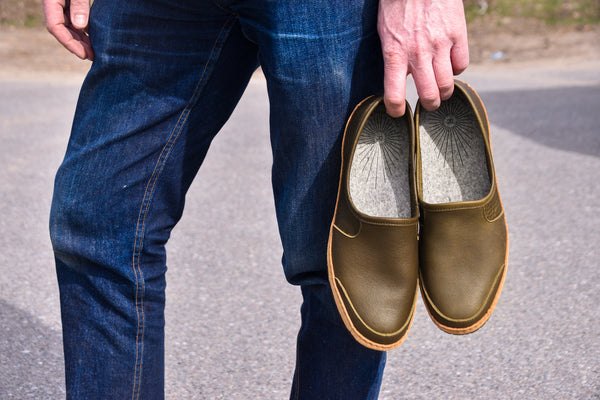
419, 92, 491, 204
348, 104, 412, 219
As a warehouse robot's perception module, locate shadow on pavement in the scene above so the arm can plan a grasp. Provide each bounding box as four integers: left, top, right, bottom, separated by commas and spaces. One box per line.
480, 85, 600, 158
0, 300, 64, 398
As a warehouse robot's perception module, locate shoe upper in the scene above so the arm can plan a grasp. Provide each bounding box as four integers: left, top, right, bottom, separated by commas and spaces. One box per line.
418, 183, 507, 330
415, 80, 509, 334
328, 96, 419, 349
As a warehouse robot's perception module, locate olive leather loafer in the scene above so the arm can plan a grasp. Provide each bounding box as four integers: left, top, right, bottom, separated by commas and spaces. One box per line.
327, 96, 419, 350
415, 79, 508, 335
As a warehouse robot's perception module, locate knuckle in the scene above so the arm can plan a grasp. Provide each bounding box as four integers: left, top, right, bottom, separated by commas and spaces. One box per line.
456, 58, 470, 72
420, 99, 441, 111
46, 23, 58, 36
410, 43, 431, 64
452, 49, 470, 73
439, 85, 454, 101
418, 89, 440, 110
438, 79, 454, 93
385, 103, 405, 118
386, 97, 405, 110
382, 47, 407, 67
71, 0, 88, 8
418, 85, 438, 102
454, 54, 469, 69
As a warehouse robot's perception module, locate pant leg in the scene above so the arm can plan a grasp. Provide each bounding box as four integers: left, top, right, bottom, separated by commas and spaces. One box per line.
292, 284, 387, 400
49, 1, 258, 398
237, 0, 385, 285
233, 1, 387, 398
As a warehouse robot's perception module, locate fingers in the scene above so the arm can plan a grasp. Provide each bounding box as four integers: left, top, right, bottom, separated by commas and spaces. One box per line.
450, 41, 470, 75
383, 51, 450, 116
433, 48, 455, 102
382, 52, 408, 117
50, 25, 94, 60
411, 53, 441, 111
405, 44, 467, 112
43, 0, 94, 60
65, 26, 94, 60
382, 39, 459, 114
69, 0, 90, 29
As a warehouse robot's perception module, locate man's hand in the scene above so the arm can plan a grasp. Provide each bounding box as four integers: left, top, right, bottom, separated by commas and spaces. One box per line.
378, 0, 469, 116
43, 0, 94, 60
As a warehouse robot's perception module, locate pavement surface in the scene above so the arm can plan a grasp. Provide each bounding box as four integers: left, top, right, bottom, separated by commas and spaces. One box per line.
1, 57, 599, 399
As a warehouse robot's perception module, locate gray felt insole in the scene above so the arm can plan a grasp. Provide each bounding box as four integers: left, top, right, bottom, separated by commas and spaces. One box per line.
419, 93, 491, 204
349, 104, 412, 218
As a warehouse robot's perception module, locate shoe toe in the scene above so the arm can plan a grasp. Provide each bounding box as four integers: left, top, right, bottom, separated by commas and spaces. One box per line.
330, 222, 418, 348
419, 256, 506, 333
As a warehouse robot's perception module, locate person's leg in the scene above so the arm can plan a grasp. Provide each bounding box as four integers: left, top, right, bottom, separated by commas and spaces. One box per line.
233, 0, 387, 398
292, 284, 387, 400
49, 0, 258, 398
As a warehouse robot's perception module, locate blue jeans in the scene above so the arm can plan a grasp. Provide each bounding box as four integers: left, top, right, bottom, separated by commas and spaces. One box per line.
50, 0, 386, 398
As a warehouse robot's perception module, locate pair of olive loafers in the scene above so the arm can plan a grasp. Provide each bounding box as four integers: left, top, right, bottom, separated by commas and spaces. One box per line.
327, 80, 508, 351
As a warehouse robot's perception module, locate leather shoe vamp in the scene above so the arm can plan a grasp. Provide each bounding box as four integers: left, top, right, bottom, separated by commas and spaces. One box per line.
331, 220, 418, 342
419, 205, 507, 326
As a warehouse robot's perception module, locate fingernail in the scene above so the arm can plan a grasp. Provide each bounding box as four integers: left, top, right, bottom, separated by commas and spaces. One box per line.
74, 14, 87, 27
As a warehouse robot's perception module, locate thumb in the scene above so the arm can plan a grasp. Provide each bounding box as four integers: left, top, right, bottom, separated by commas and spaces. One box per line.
69, 0, 90, 29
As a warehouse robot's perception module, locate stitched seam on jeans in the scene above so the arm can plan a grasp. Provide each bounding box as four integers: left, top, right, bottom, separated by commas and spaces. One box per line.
213, 0, 237, 15
130, 15, 237, 400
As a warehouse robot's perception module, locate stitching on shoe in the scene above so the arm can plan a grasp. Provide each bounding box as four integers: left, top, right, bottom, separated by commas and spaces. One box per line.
335, 277, 412, 337
333, 222, 361, 239
420, 263, 506, 324
484, 187, 504, 222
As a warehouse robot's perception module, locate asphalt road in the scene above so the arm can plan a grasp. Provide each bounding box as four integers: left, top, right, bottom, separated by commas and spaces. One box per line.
1, 60, 599, 399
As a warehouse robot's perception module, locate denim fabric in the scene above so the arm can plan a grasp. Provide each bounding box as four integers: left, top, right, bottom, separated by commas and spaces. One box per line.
50, 0, 385, 398
292, 285, 386, 400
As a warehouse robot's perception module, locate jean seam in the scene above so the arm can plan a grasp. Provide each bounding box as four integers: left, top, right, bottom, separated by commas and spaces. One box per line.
212, 0, 260, 46
212, 0, 237, 15
129, 14, 237, 400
